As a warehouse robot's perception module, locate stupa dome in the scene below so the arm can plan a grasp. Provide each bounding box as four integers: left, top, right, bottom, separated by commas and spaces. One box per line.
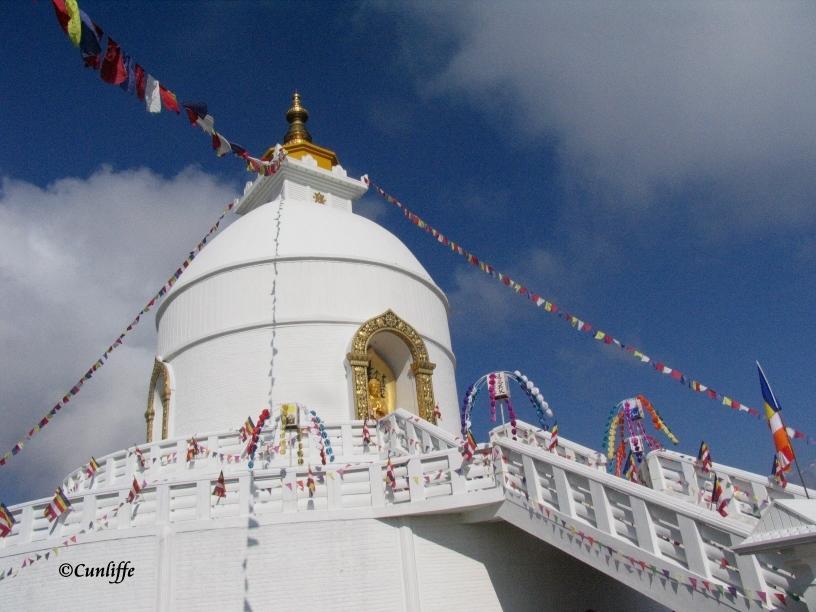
150, 129, 458, 440
166, 197, 438, 296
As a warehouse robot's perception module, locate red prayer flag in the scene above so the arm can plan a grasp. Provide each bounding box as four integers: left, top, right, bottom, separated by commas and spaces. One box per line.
100, 37, 127, 85
51, 0, 70, 34
134, 64, 146, 100
159, 86, 180, 113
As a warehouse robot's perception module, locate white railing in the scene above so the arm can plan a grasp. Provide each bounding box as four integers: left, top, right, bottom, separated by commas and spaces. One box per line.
378, 409, 461, 456
58, 420, 391, 497
490, 431, 807, 606
644, 449, 809, 521
491, 421, 607, 471
1, 443, 498, 554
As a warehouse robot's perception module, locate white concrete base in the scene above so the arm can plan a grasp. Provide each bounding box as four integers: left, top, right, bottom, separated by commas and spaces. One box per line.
0, 514, 661, 612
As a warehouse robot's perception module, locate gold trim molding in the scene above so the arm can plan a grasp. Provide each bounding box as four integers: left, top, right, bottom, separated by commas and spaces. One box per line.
347, 309, 437, 423
145, 358, 171, 442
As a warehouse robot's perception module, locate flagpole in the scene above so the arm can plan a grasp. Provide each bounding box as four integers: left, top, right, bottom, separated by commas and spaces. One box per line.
793, 457, 811, 499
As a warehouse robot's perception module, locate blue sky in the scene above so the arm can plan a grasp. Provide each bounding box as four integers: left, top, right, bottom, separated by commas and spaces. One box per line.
1, 2, 815, 504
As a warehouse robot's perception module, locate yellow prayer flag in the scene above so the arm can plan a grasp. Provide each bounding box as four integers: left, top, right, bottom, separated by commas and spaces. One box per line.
65, 0, 82, 47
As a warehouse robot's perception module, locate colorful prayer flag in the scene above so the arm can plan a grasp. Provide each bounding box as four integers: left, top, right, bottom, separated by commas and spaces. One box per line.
159, 85, 180, 114
44, 488, 71, 522
126, 477, 144, 503
78, 9, 102, 68
100, 37, 126, 84
85, 456, 99, 478
212, 471, 226, 498
547, 423, 559, 452
144, 75, 161, 113
772, 454, 788, 488
64, 0, 81, 47
697, 441, 712, 473
0, 502, 15, 537
119, 53, 136, 94
757, 362, 795, 471
134, 64, 146, 99
711, 474, 728, 517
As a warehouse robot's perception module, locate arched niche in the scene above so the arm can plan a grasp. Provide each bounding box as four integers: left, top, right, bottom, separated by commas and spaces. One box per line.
347, 309, 437, 423
145, 358, 172, 442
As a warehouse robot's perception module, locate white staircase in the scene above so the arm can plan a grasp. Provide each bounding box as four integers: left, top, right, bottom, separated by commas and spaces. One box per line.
384, 414, 813, 611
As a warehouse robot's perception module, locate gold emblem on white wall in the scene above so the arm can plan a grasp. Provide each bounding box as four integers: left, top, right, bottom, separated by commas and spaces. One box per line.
313, 192, 326, 204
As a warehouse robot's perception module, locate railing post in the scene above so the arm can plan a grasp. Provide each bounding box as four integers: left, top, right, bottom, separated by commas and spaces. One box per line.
448, 449, 466, 494
118, 490, 130, 530
720, 474, 742, 517
677, 515, 712, 578
589, 480, 615, 535
552, 466, 577, 517
326, 470, 342, 510
369, 464, 385, 507
19, 506, 33, 544
522, 455, 543, 505
126, 449, 137, 485
196, 480, 210, 521
750, 481, 769, 512
341, 424, 353, 458
680, 461, 700, 501
406, 422, 418, 455
149, 444, 161, 483
176, 440, 187, 477
155, 483, 170, 524
421, 430, 433, 453
730, 533, 769, 604
238, 474, 251, 517
82, 494, 97, 531
630, 497, 660, 555
104, 456, 116, 488
645, 453, 669, 493
282, 469, 297, 513
407, 458, 425, 502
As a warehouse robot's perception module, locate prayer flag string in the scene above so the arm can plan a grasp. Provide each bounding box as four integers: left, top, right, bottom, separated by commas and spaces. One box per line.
49, 0, 281, 175
364, 177, 814, 445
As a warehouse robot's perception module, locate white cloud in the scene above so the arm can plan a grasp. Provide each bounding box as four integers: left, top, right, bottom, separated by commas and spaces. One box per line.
388, 2, 816, 229
0, 167, 236, 504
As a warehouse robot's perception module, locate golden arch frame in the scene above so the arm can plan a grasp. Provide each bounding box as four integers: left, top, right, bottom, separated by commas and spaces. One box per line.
346, 309, 437, 423
145, 358, 172, 442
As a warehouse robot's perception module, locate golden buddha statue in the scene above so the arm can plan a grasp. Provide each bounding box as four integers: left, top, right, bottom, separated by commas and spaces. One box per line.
368, 377, 388, 419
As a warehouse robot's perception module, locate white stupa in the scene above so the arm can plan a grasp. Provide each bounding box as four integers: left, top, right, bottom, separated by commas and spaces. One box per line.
1, 94, 814, 611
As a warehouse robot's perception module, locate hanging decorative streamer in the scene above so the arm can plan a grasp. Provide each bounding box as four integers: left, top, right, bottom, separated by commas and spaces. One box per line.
603, 396, 678, 479
365, 178, 813, 445
460, 369, 554, 458
50, 0, 284, 176
246, 408, 271, 469
308, 410, 335, 466
0, 198, 241, 468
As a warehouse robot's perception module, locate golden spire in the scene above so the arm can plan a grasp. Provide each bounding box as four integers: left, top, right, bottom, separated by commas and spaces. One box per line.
283, 91, 312, 145
263, 91, 338, 170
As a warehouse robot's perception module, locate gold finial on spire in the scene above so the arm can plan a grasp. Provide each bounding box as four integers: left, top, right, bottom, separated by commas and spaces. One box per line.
265, 91, 339, 169
284, 91, 312, 144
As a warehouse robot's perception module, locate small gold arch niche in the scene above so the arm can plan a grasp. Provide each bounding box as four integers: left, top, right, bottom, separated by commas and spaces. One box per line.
145, 358, 172, 442
347, 309, 437, 423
